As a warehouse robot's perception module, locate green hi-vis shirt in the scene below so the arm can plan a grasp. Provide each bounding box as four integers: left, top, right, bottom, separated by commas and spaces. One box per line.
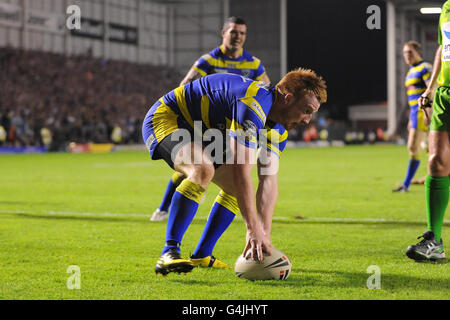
438, 0, 450, 86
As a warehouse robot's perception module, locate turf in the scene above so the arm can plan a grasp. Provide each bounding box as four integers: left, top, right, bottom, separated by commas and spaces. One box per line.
1, 145, 449, 300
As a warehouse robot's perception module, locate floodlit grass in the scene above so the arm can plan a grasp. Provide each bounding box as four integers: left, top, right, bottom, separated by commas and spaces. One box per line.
0, 145, 449, 300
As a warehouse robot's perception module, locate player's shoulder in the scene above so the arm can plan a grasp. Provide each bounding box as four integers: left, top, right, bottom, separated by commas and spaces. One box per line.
196, 46, 222, 63
196, 52, 213, 64
242, 49, 262, 64
209, 46, 223, 58
420, 61, 432, 71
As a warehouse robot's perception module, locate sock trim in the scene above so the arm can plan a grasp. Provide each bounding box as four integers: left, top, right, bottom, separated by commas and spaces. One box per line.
176, 179, 205, 203
215, 190, 239, 214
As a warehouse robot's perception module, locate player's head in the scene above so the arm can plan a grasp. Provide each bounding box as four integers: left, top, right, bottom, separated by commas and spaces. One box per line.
274, 68, 327, 130
403, 41, 422, 66
221, 16, 247, 53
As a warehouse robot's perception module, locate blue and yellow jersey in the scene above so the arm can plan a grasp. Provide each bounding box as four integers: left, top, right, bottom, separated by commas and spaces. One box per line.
143, 73, 287, 159
192, 45, 267, 81
405, 60, 432, 109
260, 120, 288, 158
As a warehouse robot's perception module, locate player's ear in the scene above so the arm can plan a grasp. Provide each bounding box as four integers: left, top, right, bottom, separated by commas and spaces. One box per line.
284, 92, 294, 104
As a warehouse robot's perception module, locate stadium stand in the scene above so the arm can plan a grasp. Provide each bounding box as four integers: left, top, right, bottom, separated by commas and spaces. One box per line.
0, 47, 181, 151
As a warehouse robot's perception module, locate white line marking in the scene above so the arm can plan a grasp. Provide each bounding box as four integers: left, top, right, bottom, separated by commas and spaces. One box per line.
1, 209, 449, 224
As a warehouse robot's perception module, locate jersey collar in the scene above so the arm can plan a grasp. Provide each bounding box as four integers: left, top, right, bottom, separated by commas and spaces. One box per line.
219, 44, 243, 59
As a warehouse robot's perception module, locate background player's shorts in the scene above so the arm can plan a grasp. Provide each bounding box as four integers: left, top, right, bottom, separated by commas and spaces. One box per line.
410, 107, 428, 132
431, 86, 450, 132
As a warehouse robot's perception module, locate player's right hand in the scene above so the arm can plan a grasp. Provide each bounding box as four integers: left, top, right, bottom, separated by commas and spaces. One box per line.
418, 92, 432, 126
418, 92, 432, 110
243, 224, 272, 262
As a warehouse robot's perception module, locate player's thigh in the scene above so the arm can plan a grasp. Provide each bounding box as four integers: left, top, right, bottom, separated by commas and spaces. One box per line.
211, 164, 237, 197
428, 130, 450, 176
173, 142, 215, 188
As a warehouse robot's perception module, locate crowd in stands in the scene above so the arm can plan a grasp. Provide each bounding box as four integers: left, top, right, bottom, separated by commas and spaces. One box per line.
0, 47, 382, 151
0, 47, 181, 150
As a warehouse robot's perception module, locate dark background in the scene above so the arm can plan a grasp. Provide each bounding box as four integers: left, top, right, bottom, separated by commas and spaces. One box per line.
288, 0, 387, 119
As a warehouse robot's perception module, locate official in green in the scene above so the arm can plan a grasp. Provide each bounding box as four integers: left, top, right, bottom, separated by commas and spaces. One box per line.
406, 0, 450, 261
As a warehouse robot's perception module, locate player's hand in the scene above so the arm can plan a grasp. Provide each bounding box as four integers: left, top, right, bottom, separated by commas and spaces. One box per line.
243, 224, 272, 261
418, 93, 432, 125
418, 92, 432, 110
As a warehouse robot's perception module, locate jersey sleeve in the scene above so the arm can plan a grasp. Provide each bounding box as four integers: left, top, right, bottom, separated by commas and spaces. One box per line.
421, 62, 433, 82
228, 80, 273, 149
259, 123, 288, 158
253, 57, 267, 81
228, 101, 265, 149
192, 54, 212, 76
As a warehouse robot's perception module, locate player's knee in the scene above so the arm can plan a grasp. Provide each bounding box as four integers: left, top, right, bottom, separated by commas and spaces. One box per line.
428, 153, 447, 175
407, 140, 419, 156
408, 145, 419, 157
192, 163, 215, 186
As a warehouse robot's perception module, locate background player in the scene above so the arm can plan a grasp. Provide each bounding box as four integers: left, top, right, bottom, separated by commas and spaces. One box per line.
151, 16, 270, 221
406, 1, 450, 261
393, 41, 432, 192
142, 70, 327, 275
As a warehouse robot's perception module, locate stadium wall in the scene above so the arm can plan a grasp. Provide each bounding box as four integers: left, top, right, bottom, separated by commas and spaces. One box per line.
0, 0, 280, 78
229, 0, 281, 82
0, 0, 169, 65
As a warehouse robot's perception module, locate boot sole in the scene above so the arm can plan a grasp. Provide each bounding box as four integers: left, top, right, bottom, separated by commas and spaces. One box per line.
155, 261, 195, 276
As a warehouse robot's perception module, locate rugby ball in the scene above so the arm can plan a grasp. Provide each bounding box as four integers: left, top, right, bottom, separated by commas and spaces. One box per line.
234, 247, 292, 280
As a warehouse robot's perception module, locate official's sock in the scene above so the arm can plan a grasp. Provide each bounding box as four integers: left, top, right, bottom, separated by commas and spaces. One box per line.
159, 172, 185, 212
192, 191, 238, 258
402, 158, 420, 188
425, 175, 450, 243
162, 179, 205, 255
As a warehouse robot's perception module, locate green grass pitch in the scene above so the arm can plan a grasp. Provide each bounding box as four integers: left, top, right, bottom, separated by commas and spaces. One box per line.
0, 145, 449, 300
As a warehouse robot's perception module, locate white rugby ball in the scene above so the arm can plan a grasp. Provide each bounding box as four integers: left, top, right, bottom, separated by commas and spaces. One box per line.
234, 247, 292, 280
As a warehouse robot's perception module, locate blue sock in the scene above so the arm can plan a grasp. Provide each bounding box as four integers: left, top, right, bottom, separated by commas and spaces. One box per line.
162, 180, 205, 255
159, 173, 184, 212
403, 159, 420, 188
192, 197, 237, 258
159, 179, 176, 212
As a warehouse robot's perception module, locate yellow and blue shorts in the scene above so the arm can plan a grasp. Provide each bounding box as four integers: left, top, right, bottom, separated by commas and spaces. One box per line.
142, 99, 229, 169
409, 106, 428, 132
142, 99, 186, 164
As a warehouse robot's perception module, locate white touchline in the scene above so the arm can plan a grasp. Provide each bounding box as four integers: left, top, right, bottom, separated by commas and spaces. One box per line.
1, 209, 449, 224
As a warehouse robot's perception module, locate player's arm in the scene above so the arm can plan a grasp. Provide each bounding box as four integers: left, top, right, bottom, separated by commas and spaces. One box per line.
256, 148, 279, 236
179, 67, 202, 86
420, 46, 441, 106
421, 62, 435, 126
254, 58, 270, 84
229, 138, 271, 262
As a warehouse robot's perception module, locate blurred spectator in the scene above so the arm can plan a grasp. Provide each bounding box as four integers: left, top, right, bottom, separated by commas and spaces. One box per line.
0, 47, 181, 149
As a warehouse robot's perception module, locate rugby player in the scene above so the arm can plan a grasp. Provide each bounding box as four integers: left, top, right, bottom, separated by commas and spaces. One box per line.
393, 41, 432, 192
151, 16, 270, 222
142, 69, 327, 275
406, 1, 450, 261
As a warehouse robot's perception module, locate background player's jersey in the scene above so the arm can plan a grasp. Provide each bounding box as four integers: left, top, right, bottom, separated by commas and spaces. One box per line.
192, 45, 267, 81
162, 73, 287, 156
405, 60, 432, 109
438, 0, 450, 87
